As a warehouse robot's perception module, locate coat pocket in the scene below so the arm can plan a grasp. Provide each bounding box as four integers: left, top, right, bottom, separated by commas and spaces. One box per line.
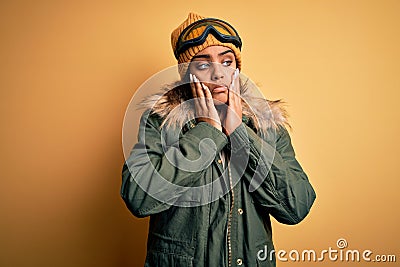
145, 232, 195, 267
149, 206, 198, 241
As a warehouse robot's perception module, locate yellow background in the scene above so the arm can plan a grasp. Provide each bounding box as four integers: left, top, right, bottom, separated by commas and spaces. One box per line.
1, 0, 399, 266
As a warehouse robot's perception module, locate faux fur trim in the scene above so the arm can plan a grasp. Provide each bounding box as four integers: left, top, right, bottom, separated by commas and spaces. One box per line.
139, 78, 290, 137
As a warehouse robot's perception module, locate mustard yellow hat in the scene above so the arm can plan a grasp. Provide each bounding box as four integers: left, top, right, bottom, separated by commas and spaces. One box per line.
171, 12, 242, 78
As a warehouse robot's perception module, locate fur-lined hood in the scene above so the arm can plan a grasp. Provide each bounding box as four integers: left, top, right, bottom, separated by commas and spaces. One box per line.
139, 78, 290, 137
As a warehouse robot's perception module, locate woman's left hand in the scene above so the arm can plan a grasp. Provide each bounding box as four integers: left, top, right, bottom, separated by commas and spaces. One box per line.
223, 68, 242, 136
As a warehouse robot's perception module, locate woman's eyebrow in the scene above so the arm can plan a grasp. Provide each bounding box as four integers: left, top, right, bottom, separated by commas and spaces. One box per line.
191, 49, 234, 60
192, 54, 211, 60
218, 49, 234, 56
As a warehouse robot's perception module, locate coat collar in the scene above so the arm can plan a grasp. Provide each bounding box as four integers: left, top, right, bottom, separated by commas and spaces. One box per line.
139, 79, 290, 136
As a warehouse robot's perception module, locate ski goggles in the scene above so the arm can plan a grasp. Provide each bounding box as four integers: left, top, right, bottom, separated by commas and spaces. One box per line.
174, 18, 242, 59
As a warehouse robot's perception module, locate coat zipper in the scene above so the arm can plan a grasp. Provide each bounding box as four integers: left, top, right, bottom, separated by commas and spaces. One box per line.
226, 161, 234, 267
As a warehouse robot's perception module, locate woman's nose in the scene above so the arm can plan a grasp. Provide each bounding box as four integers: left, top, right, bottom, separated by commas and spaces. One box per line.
211, 63, 224, 81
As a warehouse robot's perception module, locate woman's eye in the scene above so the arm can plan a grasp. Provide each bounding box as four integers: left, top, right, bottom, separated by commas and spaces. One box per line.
222, 60, 233, 66
196, 63, 210, 70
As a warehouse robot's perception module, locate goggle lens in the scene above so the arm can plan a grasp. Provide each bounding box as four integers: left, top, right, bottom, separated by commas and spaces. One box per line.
180, 20, 237, 42
175, 18, 242, 59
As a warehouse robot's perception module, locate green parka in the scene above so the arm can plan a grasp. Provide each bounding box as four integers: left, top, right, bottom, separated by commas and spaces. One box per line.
121, 82, 316, 267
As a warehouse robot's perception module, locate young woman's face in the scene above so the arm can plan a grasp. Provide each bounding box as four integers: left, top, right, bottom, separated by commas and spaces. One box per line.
189, 45, 237, 105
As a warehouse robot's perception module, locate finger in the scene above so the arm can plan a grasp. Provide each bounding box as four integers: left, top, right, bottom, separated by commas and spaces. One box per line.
202, 83, 221, 127
189, 73, 198, 98
202, 83, 215, 110
230, 68, 240, 93
190, 74, 204, 114
193, 75, 208, 111
228, 69, 236, 105
194, 75, 205, 98
229, 69, 241, 105
202, 83, 212, 99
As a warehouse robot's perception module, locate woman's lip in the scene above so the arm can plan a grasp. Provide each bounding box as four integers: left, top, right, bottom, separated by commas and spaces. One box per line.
211, 86, 228, 93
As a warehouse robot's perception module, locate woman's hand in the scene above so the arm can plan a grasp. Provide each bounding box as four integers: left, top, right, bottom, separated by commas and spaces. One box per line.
223, 68, 242, 136
190, 73, 222, 131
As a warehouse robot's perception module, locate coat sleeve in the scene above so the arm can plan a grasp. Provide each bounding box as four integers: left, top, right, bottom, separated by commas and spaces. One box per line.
229, 123, 316, 225
121, 110, 228, 218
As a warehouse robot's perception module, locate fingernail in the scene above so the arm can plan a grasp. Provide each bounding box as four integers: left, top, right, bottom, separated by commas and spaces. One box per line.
189, 73, 193, 82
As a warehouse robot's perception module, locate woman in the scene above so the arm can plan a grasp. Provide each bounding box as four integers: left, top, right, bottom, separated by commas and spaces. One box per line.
121, 12, 316, 267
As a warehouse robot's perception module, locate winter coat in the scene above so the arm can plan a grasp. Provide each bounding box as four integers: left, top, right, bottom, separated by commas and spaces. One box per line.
121, 81, 316, 267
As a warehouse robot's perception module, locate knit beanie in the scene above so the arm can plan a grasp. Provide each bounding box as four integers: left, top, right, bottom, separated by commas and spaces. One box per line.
171, 12, 242, 78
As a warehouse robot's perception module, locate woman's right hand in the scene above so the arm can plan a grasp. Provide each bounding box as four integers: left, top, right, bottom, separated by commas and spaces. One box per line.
189, 73, 222, 131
